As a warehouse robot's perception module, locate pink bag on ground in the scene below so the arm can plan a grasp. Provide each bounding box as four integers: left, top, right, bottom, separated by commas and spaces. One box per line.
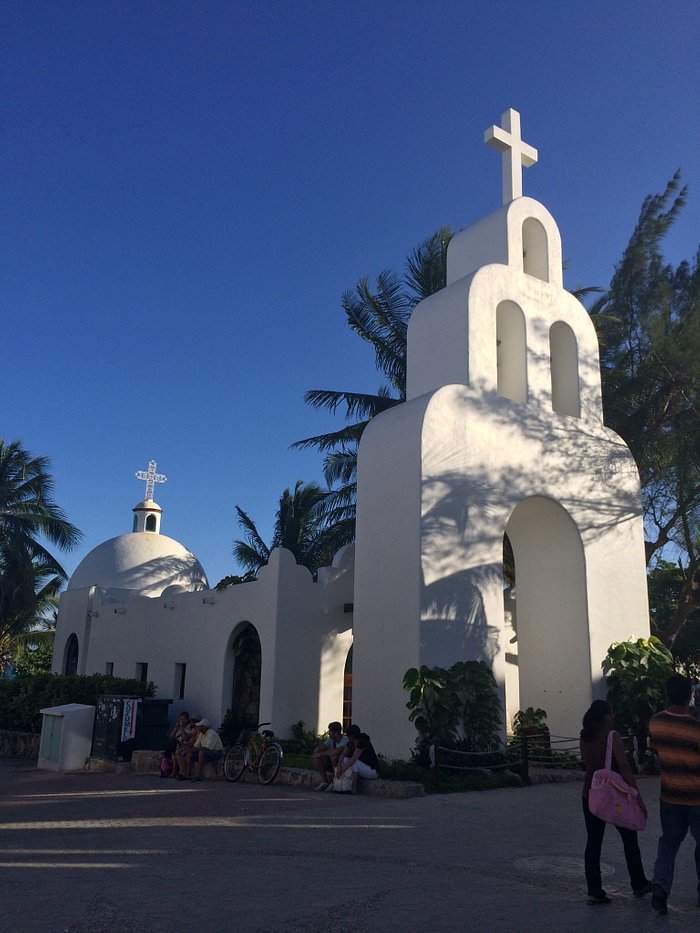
588, 731, 646, 831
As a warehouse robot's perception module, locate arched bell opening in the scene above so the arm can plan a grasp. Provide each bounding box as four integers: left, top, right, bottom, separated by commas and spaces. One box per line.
550, 320, 581, 417
522, 217, 549, 281
497, 300, 528, 403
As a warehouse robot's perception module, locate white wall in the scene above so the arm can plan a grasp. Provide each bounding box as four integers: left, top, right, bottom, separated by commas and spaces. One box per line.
54, 545, 354, 737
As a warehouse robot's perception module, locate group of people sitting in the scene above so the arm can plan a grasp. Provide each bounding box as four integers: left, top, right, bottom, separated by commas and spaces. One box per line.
313, 721, 380, 794
162, 714, 378, 793
162, 711, 224, 781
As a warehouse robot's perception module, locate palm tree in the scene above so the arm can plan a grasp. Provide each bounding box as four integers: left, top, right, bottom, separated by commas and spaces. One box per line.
292, 227, 453, 536
0, 439, 82, 673
218, 480, 344, 586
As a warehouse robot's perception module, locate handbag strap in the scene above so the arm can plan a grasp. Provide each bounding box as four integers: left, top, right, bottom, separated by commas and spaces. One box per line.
605, 729, 616, 770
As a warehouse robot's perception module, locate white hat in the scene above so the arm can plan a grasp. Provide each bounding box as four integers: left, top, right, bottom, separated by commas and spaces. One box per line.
196, 718, 209, 728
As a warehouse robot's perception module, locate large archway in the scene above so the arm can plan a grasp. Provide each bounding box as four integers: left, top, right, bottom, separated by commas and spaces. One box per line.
504, 496, 591, 738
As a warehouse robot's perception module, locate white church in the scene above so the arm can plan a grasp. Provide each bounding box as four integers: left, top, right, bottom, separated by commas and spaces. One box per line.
53, 110, 650, 760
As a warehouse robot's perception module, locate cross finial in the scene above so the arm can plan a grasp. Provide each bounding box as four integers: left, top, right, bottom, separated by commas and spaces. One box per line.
135, 459, 167, 501
484, 108, 538, 204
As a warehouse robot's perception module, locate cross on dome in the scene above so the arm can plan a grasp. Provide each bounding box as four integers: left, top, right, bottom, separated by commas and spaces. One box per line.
135, 459, 167, 501
484, 108, 538, 205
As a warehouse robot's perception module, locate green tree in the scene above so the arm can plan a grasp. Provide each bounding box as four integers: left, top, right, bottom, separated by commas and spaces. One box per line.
648, 560, 700, 676
12, 638, 55, 676
293, 228, 453, 538
218, 480, 342, 584
0, 440, 81, 674
590, 173, 700, 645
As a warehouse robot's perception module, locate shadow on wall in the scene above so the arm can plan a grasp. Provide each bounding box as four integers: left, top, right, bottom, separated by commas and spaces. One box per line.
414, 377, 643, 677
421, 563, 501, 667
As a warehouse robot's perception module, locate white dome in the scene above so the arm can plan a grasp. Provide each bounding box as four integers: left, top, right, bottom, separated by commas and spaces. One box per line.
68, 532, 209, 597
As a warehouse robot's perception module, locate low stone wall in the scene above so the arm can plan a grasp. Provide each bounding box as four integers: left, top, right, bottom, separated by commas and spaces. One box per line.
0, 730, 40, 760
130, 750, 425, 797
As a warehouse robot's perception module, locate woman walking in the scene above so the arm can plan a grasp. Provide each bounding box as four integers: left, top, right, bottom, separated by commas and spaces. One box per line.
580, 699, 651, 904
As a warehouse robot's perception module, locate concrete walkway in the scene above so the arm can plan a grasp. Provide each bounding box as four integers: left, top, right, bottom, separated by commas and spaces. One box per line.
1, 758, 698, 932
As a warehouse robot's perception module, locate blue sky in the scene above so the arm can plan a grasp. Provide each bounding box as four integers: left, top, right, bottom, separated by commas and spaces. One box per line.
2, 1, 699, 587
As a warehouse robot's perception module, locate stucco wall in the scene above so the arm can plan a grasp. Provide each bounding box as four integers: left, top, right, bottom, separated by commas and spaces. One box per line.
53, 546, 354, 738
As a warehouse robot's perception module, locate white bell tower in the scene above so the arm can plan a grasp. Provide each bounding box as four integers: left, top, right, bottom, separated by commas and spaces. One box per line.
352, 110, 650, 757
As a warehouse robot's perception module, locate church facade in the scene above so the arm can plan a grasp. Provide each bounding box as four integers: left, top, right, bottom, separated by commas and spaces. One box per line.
53, 110, 650, 760
53, 493, 355, 741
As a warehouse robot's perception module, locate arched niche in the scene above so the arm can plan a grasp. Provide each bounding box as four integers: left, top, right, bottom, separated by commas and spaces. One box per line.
64, 634, 79, 675
522, 217, 549, 281
497, 300, 528, 403
145, 514, 157, 532
227, 622, 261, 735
550, 320, 581, 417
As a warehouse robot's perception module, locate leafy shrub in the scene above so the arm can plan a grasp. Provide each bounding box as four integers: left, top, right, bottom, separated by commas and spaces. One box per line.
511, 706, 551, 760
512, 706, 548, 737
12, 642, 55, 677
283, 720, 319, 753
603, 636, 674, 760
279, 719, 321, 756
403, 660, 502, 764
0, 673, 155, 734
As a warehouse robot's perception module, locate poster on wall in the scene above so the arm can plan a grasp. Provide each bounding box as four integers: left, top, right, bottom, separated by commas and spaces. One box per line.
121, 699, 139, 741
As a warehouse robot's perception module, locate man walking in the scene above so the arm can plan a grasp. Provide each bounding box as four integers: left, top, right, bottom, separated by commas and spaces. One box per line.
648, 673, 700, 914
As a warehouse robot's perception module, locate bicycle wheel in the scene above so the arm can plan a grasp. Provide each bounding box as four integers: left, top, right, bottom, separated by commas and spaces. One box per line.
257, 743, 282, 784
223, 744, 246, 782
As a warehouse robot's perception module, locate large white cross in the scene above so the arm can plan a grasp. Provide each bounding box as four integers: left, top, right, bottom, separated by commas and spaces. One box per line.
135, 459, 167, 501
484, 108, 538, 204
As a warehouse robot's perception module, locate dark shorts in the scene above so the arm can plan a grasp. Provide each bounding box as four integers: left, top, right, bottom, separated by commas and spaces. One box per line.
192, 748, 223, 763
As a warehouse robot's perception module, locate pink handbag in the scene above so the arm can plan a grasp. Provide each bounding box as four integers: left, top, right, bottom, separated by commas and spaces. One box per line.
588, 731, 646, 831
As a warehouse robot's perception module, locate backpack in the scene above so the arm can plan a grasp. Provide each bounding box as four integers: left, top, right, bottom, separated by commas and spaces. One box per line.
160, 756, 173, 778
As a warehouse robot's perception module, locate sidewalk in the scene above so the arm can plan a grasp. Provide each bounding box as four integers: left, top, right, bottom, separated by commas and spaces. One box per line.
1, 758, 697, 932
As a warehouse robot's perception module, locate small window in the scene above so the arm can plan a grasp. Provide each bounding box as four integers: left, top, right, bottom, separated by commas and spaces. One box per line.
136, 662, 148, 683
132, 514, 138, 532
174, 663, 186, 700
145, 514, 157, 532
105, 662, 114, 676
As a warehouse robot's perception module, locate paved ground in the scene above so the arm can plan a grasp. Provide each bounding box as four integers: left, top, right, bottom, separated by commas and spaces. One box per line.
1, 759, 698, 932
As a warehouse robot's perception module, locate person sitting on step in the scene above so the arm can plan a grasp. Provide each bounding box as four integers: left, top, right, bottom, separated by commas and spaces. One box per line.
336, 732, 380, 794
312, 721, 349, 791
188, 719, 224, 782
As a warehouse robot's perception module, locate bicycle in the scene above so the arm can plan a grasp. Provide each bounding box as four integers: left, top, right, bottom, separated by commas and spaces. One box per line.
223, 722, 283, 785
